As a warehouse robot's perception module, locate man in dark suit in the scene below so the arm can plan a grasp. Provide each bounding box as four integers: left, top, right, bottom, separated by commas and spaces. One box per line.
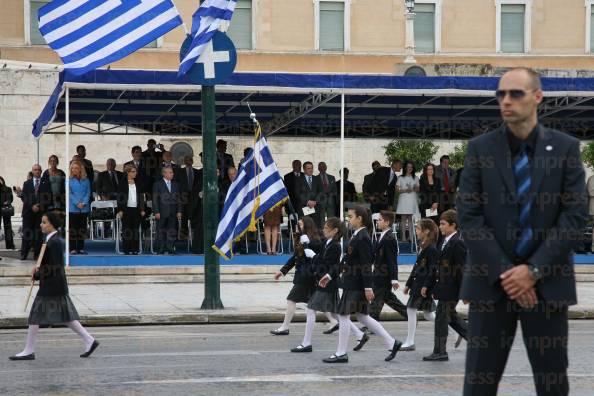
335, 167, 357, 217
369, 211, 408, 321
283, 159, 303, 217
423, 209, 468, 362
176, 156, 201, 242
124, 146, 150, 195
95, 159, 123, 200
160, 151, 180, 176
363, 161, 390, 213
20, 164, 52, 260
435, 155, 456, 211
316, 162, 337, 225
152, 166, 182, 254
362, 161, 379, 205
142, 138, 164, 181
76, 145, 94, 203
191, 154, 206, 254
457, 68, 587, 396
387, 159, 402, 210
296, 161, 322, 227
216, 139, 235, 183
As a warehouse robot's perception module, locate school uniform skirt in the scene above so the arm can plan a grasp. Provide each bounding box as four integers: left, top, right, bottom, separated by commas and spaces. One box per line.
28, 294, 80, 326
307, 289, 339, 313
286, 283, 315, 304
406, 293, 436, 312
336, 289, 369, 315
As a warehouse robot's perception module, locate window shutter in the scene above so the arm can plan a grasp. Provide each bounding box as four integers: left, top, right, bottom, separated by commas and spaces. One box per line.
319, 2, 345, 51
414, 3, 435, 53
501, 4, 525, 53
228, 0, 253, 50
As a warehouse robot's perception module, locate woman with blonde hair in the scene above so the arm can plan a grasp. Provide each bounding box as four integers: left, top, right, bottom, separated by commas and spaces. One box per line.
68, 161, 90, 255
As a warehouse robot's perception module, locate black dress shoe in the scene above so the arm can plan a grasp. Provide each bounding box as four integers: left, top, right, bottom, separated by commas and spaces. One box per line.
80, 340, 100, 358
385, 340, 403, 362
323, 323, 339, 335
9, 353, 35, 361
270, 329, 289, 336
353, 333, 370, 351
423, 352, 449, 361
323, 354, 348, 363
290, 344, 312, 353
19, 255, 27, 261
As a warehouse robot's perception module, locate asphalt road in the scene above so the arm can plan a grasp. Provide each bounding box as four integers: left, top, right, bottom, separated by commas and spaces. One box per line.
0, 321, 593, 396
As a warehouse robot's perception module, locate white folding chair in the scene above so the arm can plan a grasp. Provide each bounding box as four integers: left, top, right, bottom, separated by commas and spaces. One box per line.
90, 200, 117, 240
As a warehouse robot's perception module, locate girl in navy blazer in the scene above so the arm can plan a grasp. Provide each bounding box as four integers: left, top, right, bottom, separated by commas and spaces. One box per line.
402, 218, 439, 350
324, 206, 403, 364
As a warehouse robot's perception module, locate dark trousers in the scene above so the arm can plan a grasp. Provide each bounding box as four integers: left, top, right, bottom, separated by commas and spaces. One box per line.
370, 285, 408, 320
122, 207, 140, 254
21, 212, 42, 258
433, 299, 468, 354
69, 212, 88, 252
1, 213, 14, 249
464, 299, 569, 396
157, 215, 177, 253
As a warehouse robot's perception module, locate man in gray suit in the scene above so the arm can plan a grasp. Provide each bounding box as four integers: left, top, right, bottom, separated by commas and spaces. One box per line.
152, 166, 182, 254
316, 162, 337, 227
457, 67, 587, 396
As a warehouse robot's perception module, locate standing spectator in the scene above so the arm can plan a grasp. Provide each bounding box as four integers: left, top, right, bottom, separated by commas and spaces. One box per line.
20, 164, 52, 260
263, 204, 283, 255
95, 159, 122, 201
296, 161, 322, 227
116, 165, 145, 255
283, 160, 303, 214
142, 139, 164, 181
191, 154, 205, 254
435, 155, 456, 211
316, 162, 337, 225
221, 166, 237, 200
124, 146, 149, 194
387, 159, 402, 210
335, 167, 357, 217
41, 155, 66, 211
0, 176, 15, 249
76, 145, 94, 202
216, 139, 235, 183
152, 167, 182, 255
364, 161, 390, 213
395, 161, 420, 242
160, 151, 179, 176
68, 161, 91, 255
176, 156, 200, 241
362, 161, 378, 203
419, 163, 442, 225
239, 147, 252, 166
588, 174, 594, 253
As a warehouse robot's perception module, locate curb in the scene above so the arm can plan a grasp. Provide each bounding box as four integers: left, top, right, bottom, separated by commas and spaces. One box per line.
1, 308, 593, 329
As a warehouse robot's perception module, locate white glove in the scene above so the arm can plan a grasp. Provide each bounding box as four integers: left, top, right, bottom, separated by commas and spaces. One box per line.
304, 249, 315, 258
299, 235, 310, 244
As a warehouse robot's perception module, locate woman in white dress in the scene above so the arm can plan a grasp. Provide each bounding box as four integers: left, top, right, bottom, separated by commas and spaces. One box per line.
395, 161, 420, 242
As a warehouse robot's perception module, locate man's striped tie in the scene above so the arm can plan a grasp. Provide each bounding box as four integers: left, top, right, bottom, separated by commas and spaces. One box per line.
514, 143, 534, 258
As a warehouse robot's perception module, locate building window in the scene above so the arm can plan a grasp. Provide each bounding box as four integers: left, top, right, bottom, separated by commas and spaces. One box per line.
227, 0, 252, 50
414, 3, 436, 53
319, 1, 345, 51
500, 4, 525, 53
29, 0, 50, 45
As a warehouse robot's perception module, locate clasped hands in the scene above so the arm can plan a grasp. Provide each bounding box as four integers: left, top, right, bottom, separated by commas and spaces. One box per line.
500, 264, 538, 309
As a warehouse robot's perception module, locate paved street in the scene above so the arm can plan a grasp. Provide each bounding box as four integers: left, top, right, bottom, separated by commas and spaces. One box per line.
0, 322, 593, 396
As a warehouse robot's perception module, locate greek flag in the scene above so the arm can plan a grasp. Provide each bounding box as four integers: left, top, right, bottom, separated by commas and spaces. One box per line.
213, 122, 289, 260
38, 0, 183, 75
178, 0, 236, 76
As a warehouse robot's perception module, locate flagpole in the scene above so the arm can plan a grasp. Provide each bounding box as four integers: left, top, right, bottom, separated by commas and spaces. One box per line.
201, 84, 224, 310
65, 85, 70, 268
340, 91, 345, 222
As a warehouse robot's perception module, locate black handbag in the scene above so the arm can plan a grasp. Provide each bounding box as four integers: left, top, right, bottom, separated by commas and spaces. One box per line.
1, 206, 14, 217
89, 207, 115, 220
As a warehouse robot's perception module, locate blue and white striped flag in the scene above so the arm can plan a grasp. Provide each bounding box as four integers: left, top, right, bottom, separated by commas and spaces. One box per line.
178, 0, 236, 76
38, 0, 183, 75
213, 122, 289, 260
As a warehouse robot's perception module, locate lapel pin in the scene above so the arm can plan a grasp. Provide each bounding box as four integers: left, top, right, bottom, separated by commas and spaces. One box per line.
546, 145, 553, 151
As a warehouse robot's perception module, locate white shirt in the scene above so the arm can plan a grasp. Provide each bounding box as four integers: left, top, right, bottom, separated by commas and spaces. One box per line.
127, 184, 137, 207
441, 231, 457, 250
45, 230, 58, 243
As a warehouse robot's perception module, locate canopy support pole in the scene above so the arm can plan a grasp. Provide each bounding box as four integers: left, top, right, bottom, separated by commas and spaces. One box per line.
65, 86, 70, 268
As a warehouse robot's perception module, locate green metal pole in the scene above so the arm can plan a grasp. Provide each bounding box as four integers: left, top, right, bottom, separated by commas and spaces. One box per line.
201, 85, 224, 309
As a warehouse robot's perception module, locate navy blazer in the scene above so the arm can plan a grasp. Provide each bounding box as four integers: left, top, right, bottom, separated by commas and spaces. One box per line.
406, 245, 439, 298
457, 125, 587, 306
430, 233, 466, 301
152, 179, 182, 218
20, 178, 52, 217
372, 231, 399, 289
312, 239, 341, 292
33, 234, 68, 297
340, 228, 373, 291
280, 239, 322, 285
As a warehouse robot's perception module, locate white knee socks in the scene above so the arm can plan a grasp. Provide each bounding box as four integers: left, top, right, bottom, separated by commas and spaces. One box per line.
356, 313, 395, 349
66, 321, 94, 351
324, 312, 338, 327
302, 309, 316, 347
278, 300, 297, 331
16, 325, 39, 357
336, 315, 351, 356
404, 307, 418, 347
